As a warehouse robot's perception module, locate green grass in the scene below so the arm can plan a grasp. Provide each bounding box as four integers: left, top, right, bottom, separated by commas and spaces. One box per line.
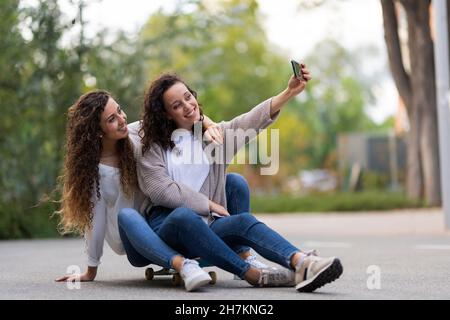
251, 191, 425, 213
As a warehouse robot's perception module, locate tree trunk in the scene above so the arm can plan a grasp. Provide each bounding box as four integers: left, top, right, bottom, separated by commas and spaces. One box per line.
406, 105, 424, 199
381, 0, 441, 205
405, 0, 441, 205
381, 0, 412, 107
381, 0, 421, 198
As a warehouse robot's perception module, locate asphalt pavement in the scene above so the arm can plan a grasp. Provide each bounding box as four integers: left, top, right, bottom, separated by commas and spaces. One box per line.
1, 209, 449, 300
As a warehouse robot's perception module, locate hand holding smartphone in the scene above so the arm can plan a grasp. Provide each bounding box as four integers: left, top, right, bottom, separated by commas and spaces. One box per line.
290, 59, 304, 81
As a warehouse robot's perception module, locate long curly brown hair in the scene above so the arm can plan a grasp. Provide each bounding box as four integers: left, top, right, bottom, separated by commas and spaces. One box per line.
57, 90, 137, 235
140, 73, 204, 153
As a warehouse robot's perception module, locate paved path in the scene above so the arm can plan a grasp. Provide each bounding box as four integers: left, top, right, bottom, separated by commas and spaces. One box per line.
1, 209, 449, 300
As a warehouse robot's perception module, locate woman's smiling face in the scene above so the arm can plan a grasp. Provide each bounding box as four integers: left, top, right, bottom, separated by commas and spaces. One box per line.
163, 81, 201, 130
99, 97, 128, 141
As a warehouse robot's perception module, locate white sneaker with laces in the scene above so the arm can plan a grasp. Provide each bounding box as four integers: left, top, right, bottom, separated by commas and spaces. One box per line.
180, 259, 212, 292
234, 255, 270, 280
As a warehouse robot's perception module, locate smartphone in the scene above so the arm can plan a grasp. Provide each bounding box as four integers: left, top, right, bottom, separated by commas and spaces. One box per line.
291, 59, 304, 81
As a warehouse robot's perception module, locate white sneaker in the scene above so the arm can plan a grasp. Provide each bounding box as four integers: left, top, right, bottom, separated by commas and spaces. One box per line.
180, 259, 212, 292
234, 255, 270, 280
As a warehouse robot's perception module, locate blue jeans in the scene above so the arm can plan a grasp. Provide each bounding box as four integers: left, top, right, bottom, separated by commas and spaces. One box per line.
148, 208, 300, 279
118, 209, 178, 268
225, 173, 251, 255
118, 173, 251, 269
226, 173, 250, 215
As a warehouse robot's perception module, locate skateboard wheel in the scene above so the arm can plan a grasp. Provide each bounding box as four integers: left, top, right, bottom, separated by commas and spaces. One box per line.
208, 271, 217, 285
145, 268, 154, 280
172, 273, 182, 286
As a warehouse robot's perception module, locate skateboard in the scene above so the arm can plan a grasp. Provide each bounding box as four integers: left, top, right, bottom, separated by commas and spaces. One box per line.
144, 259, 217, 286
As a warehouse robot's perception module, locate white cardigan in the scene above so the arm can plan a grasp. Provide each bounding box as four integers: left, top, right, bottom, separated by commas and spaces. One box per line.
84, 163, 145, 267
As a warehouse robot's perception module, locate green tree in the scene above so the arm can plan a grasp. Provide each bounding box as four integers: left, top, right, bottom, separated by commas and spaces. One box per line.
0, 0, 151, 238
0, 0, 30, 237
0, 0, 85, 238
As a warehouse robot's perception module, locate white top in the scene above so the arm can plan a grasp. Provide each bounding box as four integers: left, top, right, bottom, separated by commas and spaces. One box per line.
84, 163, 145, 267
166, 129, 210, 223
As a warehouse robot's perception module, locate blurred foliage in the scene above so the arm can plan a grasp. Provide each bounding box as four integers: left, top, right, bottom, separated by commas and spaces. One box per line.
294, 39, 382, 170
1, 0, 396, 238
84, 30, 149, 121
0, 0, 148, 239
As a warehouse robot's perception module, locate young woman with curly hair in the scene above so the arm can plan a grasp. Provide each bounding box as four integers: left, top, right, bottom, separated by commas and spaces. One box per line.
55, 90, 235, 291
131, 68, 343, 292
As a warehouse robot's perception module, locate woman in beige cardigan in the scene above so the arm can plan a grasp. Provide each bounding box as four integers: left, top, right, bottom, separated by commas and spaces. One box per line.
129, 68, 343, 292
